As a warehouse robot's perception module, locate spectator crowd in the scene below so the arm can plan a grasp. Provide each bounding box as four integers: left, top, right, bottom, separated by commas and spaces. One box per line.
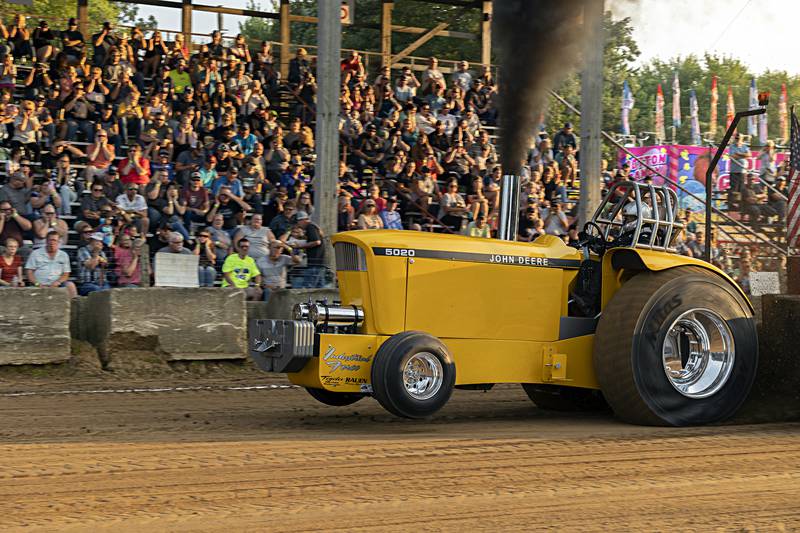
0, 15, 785, 298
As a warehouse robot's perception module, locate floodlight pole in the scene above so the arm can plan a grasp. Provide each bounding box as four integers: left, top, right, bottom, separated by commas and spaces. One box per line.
704, 106, 767, 262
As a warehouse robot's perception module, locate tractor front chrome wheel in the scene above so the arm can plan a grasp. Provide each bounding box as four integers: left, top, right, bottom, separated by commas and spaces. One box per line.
662, 308, 735, 399
403, 352, 443, 401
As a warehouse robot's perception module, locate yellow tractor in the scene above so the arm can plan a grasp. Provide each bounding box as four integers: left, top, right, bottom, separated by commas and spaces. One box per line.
250, 182, 757, 426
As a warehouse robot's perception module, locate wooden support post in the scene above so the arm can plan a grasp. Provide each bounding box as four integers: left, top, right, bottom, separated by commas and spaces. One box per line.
481, 0, 492, 67
391, 22, 448, 64
182, 0, 192, 52
578, 0, 605, 228
77, 0, 89, 41
381, 0, 394, 68
280, 0, 291, 80
315, 0, 341, 268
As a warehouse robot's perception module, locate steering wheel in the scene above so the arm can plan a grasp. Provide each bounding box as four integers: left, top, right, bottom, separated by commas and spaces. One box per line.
578, 221, 607, 255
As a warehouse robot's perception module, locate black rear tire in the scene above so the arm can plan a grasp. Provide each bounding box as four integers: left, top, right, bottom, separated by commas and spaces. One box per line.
306, 387, 365, 406
594, 267, 758, 426
522, 384, 609, 412
371, 331, 456, 419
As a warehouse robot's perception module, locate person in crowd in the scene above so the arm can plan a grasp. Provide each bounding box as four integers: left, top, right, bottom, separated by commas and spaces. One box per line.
380, 197, 403, 230
257, 240, 300, 302
728, 133, 750, 211
0, 199, 32, 245
113, 232, 143, 287
116, 183, 149, 234
233, 213, 275, 260
552, 122, 577, 154
32, 205, 68, 248
357, 199, 384, 230
464, 213, 491, 238
207, 213, 232, 268
193, 228, 217, 287
221, 238, 262, 300
76, 233, 110, 295
0, 237, 23, 287
24, 230, 76, 297
293, 211, 325, 288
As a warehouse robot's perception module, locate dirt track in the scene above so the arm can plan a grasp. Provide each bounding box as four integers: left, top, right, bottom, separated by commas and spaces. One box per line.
1, 378, 799, 532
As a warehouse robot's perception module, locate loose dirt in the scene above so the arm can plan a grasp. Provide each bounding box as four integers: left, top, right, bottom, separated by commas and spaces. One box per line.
1, 379, 798, 531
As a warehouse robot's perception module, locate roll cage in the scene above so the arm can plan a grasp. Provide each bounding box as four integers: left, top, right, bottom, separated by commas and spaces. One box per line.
590, 181, 685, 253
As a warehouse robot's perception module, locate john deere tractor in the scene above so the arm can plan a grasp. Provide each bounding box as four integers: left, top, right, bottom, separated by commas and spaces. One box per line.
249, 182, 757, 426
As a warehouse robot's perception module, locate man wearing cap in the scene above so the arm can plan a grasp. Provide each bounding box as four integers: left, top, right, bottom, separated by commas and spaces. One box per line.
0, 172, 33, 216
175, 144, 206, 185
212, 167, 244, 199
222, 239, 262, 300
76, 232, 110, 295
293, 211, 326, 288
61, 18, 85, 62
25, 230, 76, 298
183, 173, 211, 227
169, 58, 192, 94
552, 123, 577, 155
206, 186, 250, 234
257, 240, 300, 302
451, 61, 473, 93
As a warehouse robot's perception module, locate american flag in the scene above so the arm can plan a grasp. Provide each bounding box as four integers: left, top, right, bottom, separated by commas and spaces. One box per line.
787, 108, 800, 250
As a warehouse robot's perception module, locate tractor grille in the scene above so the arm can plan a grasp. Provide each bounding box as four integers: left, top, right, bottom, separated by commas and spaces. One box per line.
334, 242, 367, 271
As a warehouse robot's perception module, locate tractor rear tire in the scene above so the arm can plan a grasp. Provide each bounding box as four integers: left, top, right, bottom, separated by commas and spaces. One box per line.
594, 267, 758, 426
371, 331, 456, 419
522, 384, 609, 412
306, 387, 365, 406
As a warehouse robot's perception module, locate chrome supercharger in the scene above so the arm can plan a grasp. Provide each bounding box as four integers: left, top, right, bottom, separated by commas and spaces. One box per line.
249, 300, 364, 373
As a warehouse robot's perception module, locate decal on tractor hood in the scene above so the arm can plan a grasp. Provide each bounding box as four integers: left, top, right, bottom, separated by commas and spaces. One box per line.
371, 247, 581, 269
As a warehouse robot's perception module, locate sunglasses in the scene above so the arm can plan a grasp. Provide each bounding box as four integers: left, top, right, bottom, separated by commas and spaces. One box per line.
92, 188, 104, 192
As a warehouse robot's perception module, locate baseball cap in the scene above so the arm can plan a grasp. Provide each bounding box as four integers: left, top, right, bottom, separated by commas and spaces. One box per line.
89, 233, 104, 242
169, 232, 184, 243
295, 211, 310, 221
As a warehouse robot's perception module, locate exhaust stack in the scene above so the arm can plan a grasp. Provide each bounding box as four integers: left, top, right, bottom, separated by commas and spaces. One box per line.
498, 174, 520, 241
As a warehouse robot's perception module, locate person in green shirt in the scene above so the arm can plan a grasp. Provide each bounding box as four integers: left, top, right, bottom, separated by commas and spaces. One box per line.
169, 58, 192, 94
464, 214, 491, 238
222, 238, 262, 300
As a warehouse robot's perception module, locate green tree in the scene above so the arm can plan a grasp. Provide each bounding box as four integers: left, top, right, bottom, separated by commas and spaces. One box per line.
0, 0, 119, 33
239, 0, 481, 69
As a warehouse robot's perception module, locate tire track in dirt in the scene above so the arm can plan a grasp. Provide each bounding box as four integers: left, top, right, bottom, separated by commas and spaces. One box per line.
0, 383, 798, 531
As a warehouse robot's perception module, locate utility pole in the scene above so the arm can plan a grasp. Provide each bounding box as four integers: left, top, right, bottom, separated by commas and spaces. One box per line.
578, 0, 604, 227
315, 0, 341, 271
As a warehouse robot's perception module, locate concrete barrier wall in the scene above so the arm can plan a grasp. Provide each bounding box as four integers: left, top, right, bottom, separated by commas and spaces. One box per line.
83, 288, 248, 361
0, 288, 72, 365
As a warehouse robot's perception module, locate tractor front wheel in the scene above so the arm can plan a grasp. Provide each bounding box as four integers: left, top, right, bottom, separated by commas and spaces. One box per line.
371, 331, 456, 419
594, 267, 758, 426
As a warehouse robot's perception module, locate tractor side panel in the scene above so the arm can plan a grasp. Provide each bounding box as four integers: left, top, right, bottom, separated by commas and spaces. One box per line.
405, 258, 563, 341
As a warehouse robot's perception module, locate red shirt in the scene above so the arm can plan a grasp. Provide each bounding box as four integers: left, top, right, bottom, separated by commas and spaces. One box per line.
119, 156, 151, 185
0, 254, 22, 283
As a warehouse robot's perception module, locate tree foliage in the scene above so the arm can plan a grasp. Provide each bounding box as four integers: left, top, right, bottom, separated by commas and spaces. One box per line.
0, 0, 119, 33
238, 4, 799, 150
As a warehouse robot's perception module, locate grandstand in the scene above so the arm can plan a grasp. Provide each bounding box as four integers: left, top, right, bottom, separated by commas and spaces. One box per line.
0, 6, 785, 296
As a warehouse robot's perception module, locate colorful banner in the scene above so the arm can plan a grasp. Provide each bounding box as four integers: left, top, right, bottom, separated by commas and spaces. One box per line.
726, 86, 735, 129
655, 83, 666, 141
672, 73, 681, 129
709, 76, 718, 138
690, 89, 701, 145
618, 145, 788, 212
779, 83, 788, 142
748, 78, 758, 137
621, 80, 634, 136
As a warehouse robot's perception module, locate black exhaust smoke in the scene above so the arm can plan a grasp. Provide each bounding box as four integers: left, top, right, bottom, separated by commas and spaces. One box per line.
493, 0, 592, 175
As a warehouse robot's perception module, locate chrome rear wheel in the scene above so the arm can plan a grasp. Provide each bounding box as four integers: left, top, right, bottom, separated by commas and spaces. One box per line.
662, 308, 735, 399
